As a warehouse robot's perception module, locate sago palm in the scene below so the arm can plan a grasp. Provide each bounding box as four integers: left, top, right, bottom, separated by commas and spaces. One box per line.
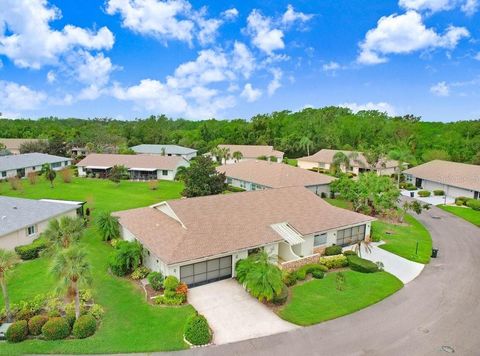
0, 249, 20, 322
96, 211, 120, 241
51, 247, 91, 319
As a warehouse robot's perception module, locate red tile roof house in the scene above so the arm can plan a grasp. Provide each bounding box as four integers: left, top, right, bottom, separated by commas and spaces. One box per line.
297, 149, 400, 176
213, 144, 284, 164
114, 187, 374, 287
217, 160, 335, 196
76, 153, 189, 181
404, 160, 480, 199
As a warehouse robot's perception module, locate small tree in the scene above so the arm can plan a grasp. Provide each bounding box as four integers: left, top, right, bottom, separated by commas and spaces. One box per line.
51, 247, 91, 319
0, 249, 20, 322
232, 151, 243, 162
42, 164, 57, 188
399, 201, 431, 223
298, 136, 313, 156
60, 168, 73, 183
331, 152, 350, 174
43, 216, 85, 251
182, 156, 226, 197
96, 211, 120, 241
108, 165, 128, 184
109, 241, 143, 276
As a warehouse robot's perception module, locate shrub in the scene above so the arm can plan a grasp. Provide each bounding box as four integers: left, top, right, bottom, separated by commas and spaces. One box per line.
455, 196, 468, 206
319, 255, 349, 269
131, 266, 151, 280
9, 176, 22, 191
467, 199, 480, 211
311, 270, 325, 279
404, 183, 417, 191
324, 245, 342, 256
147, 180, 158, 190
65, 311, 76, 328
343, 250, 357, 256
154, 295, 184, 306
184, 314, 212, 346
108, 240, 142, 276
272, 285, 289, 305
89, 304, 105, 320
226, 185, 246, 192
347, 255, 379, 273
282, 271, 298, 287
15, 308, 35, 321
15, 237, 48, 260
433, 190, 445, 196
417, 190, 431, 197
28, 315, 48, 336
27, 171, 38, 185
176, 282, 188, 302
147, 271, 164, 291
42, 317, 71, 340
295, 264, 328, 280
6, 320, 28, 343
79, 289, 93, 303
72, 314, 97, 339
60, 168, 73, 183
163, 275, 180, 291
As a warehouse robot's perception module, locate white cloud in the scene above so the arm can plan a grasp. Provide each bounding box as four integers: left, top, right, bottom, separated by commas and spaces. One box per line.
241, 83, 262, 102
47, 70, 56, 83
358, 11, 469, 64
475, 52, 480, 60
281, 4, 313, 26
399, 0, 479, 14
267, 68, 282, 96
105, 0, 224, 46
0, 0, 114, 69
246, 10, 285, 54
222, 8, 239, 20
69, 51, 116, 86
461, 0, 479, 14
430, 81, 450, 96
232, 42, 255, 78
0, 81, 47, 114
322, 61, 342, 74
340, 102, 397, 115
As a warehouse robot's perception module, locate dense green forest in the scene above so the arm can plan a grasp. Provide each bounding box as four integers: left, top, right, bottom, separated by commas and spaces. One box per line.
1, 106, 479, 164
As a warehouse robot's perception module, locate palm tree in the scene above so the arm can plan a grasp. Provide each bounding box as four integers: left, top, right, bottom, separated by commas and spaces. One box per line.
96, 211, 120, 241
42, 164, 57, 188
0, 249, 19, 322
51, 247, 91, 319
43, 216, 85, 251
175, 165, 188, 181
210, 147, 222, 164
353, 239, 372, 258
232, 151, 243, 162
220, 147, 231, 165
298, 136, 313, 156
389, 148, 415, 188
332, 151, 350, 174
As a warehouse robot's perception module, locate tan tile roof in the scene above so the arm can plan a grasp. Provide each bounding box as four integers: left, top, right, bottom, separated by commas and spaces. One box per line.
298, 149, 398, 169
217, 160, 335, 188
114, 187, 374, 265
76, 153, 186, 170
0, 138, 46, 151
218, 144, 284, 159
404, 160, 480, 192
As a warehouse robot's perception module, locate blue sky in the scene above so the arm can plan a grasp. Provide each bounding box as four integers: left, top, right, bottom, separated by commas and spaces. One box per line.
0, 0, 479, 122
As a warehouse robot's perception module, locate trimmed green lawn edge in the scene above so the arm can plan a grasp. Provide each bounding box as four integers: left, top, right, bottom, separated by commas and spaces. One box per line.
439, 205, 480, 227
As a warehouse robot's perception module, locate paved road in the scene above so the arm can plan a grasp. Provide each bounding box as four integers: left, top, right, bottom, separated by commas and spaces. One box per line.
169, 205, 480, 356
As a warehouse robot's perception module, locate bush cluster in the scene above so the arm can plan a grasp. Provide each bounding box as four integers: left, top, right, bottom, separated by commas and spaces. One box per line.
184, 314, 212, 346
272, 285, 289, 305
347, 255, 379, 273
311, 270, 325, 279
147, 271, 164, 291
109, 240, 142, 276
226, 185, 246, 192
295, 264, 328, 280
42, 317, 71, 340
466, 199, 480, 211
319, 255, 349, 269
324, 244, 342, 256
14, 238, 48, 260
28, 315, 48, 336
455, 196, 469, 206
6, 320, 28, 343
402, 183, 417, 191
155, 275, 187, 305
131, 266, 151, 280
282, 271, 298, 287
433, 190, 445, 196
72, 314, 97, 339
417, 190, 431, 197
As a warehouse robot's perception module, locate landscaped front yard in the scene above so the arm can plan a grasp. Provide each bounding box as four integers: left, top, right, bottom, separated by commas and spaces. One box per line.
279, 271, 403, 326
439, 205, 480, 227
0, 177, 196, 354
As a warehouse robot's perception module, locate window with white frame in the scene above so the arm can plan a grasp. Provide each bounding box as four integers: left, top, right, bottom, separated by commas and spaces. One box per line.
313, 233, 327, 247
26, 225, 36, 236
162, 170, 168, 176
1, 171, 6, 177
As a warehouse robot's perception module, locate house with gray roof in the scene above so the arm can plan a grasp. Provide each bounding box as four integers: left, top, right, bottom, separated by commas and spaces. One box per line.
131, 144, 197, 161
0, 197, 81, 250
0, 153, 72, 180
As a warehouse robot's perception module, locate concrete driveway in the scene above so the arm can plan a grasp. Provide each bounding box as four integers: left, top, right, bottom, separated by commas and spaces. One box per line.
401, 189, 455, 205
187, 279, 297, 345
344, 242, 425, 284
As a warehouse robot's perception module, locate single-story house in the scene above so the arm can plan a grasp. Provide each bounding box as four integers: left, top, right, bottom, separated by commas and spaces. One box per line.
212, 144, 284, 164
297, 149, 399, 176
114, 186, 374, 287
0, 196, 82, 250
71, 147, 88, 158
131, 144, 197, 161
216, 160, 335, 196
404, 160, 480, 199
0, 138, 47, 155
76, 153, 189, 181
0, 153, 72, 180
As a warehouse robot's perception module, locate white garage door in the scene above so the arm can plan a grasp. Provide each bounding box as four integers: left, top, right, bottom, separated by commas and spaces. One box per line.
180, 256, 232, 287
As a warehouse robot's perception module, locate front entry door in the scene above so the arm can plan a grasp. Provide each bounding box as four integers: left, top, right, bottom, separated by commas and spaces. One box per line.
415, 178, 422, 188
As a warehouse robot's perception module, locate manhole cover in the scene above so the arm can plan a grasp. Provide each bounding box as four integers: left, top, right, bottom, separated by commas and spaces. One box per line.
441, 345, 455, 353
432, 216, 442, 220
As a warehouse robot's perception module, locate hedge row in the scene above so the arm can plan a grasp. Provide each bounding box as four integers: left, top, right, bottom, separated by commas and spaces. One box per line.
14, 237, 48, 260
347, 255, 379, 273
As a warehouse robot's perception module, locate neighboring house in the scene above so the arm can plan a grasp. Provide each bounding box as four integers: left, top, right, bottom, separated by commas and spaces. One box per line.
297, 149, 399, 176
131, 144, 197, 161
0, 196, 81, 250
212, 144, 284, 164
217, 160, 335, 196
114, 186, 374, 287
404, 160, 480, 199
76, 153, 189, 181
0, 153, 72, 180
71, 147, 88, 158
0, 138, 47, 155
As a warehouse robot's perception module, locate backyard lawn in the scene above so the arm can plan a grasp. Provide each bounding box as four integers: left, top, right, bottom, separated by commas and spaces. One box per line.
279, 271, 403, 326
439, 205, 480, 227
0, 176, 196, 354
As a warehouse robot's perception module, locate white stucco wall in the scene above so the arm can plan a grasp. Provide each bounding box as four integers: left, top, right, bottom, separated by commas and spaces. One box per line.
306, 184, 330, 196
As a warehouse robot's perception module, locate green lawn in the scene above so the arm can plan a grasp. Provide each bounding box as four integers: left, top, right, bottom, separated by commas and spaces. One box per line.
325, 198, 432, 264
284, 158, 298, 166
0, 177, 196, 354
279, 271, 403, 326
439, 205, 480, 227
